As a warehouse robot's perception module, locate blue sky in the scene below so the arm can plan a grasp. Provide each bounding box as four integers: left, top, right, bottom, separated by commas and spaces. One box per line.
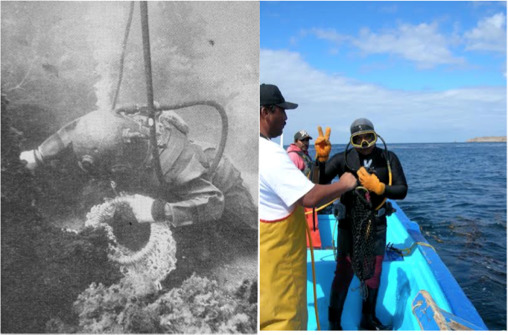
260, 1, 507, 144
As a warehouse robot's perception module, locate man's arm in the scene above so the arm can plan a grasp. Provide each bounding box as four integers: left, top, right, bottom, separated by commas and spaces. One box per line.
298, 172, 357, 208
156, 146, 226, 226
154, 178, 225, 227
126, 137, 226, 226
127, 169, 225, 226
20, 119, 79, 170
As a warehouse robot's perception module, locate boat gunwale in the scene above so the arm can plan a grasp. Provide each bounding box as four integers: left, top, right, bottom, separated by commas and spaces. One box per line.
377, 201, 487, 330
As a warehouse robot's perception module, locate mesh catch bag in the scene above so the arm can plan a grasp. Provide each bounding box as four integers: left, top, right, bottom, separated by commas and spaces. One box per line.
85, 195, 177, 290
350, 188, 377, 287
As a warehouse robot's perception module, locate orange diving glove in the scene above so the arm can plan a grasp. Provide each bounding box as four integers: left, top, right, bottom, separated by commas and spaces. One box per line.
358, 167, 385, 195
314, 126, 331, 162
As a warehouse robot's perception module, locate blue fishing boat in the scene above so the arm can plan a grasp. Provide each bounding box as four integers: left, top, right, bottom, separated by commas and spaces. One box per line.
306, 200, 488, 331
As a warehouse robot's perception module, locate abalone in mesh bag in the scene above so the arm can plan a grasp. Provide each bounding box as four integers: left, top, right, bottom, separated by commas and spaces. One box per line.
85, 196, 177, 288
350, 188, 376, 283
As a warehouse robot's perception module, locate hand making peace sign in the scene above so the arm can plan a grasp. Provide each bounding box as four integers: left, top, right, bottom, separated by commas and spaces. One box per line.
314, 126, 332, 162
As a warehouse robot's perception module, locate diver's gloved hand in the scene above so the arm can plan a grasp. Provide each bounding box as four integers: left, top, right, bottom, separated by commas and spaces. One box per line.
20, 149, 39, 171
315, 126, 331, 162
358, 167, 385, 195
125, 194, 155, 223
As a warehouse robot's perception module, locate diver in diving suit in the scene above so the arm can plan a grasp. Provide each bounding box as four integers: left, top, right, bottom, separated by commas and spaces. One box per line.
317, 118, 408, 330
19, 108, 257, 261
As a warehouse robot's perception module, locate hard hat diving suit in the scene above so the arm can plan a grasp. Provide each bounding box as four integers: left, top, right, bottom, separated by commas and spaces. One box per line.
20, 109, 257, 253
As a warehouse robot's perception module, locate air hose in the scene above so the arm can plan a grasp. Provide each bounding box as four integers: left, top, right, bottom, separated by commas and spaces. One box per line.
156, 101, 228, 175
111, 1, 135, 111
112, 2, 227, 181
304, 199, 337, 215
115, 101, 228, 176
344, 133, 392, 211
139, 2, 167, 187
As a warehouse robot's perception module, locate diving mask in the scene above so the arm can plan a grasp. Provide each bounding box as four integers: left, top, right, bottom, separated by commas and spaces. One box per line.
350, 130, 377, 149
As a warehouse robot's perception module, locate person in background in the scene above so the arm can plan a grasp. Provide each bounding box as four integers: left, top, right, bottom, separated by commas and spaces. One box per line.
287, 130, 313, 177
259, 83, 357, 330
318, 118, 408, 331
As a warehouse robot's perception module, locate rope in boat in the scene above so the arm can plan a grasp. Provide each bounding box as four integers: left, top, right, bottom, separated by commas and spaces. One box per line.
304, 197, 337, 215
305, 221, 321, 330
306, 157, 322, 329
388, 242, 436, 257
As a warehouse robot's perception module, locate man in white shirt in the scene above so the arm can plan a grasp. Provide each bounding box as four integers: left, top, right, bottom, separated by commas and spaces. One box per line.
259, 83, 357, 330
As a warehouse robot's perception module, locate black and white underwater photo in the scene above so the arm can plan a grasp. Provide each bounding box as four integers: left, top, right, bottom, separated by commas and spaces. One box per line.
1, 1, 258, 333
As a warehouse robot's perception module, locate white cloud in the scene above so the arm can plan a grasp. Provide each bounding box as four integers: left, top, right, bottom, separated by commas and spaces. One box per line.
464, 12, 507, 53
261, 49, 506, 144
304, 27, 347, 44
351, 22, 465, 69
301, 22, 465, 69
296, 28, 348, 53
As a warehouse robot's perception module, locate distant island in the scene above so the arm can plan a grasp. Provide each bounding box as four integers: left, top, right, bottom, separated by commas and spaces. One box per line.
467, 136, 507, 143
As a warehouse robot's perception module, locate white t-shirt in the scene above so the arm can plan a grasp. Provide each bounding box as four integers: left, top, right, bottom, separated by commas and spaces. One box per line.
259, 137, 315, 221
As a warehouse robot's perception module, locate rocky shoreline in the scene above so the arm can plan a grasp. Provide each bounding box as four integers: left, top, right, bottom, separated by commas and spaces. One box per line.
467, 136, 506, 143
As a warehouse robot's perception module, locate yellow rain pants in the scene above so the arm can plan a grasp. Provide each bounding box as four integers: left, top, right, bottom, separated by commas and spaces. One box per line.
260, 206, 307, 330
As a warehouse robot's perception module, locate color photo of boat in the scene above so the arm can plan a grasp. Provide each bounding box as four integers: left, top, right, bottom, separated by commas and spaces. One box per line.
306, 200, 488, 331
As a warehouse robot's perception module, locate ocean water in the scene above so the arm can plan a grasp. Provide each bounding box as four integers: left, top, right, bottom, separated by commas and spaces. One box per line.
308, 142, 507, 330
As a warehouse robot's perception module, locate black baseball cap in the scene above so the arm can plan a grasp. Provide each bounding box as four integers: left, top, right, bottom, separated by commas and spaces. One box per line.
260, 84, 298, 110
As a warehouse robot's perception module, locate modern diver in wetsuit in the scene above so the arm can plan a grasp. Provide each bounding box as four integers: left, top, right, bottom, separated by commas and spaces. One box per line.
317, 118, 408, 330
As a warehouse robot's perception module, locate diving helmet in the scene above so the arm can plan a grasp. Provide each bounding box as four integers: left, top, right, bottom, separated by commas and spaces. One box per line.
72, 110, 151, 178
350, 118, 377, 149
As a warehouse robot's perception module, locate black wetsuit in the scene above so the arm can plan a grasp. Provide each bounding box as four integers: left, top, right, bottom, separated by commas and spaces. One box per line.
319, 146, 407, 295
320, 146, 407, 227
